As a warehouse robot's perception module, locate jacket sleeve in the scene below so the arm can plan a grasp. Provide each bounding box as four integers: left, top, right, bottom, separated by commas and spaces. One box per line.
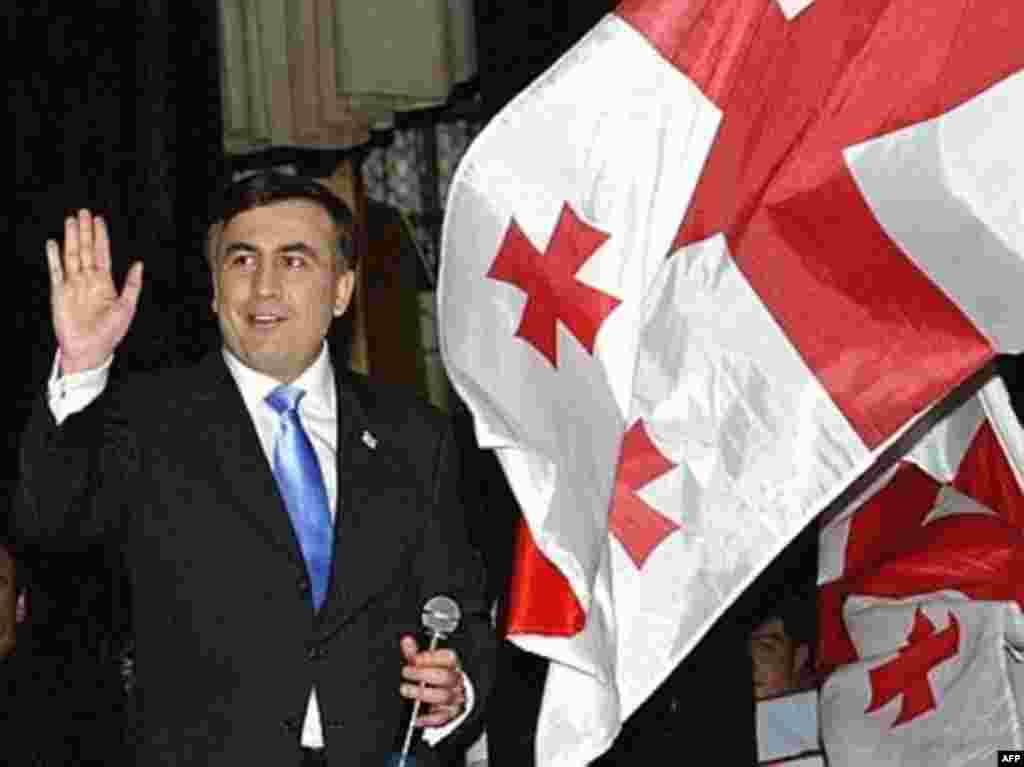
14, 383, 137, 548
415, 421, 498, 747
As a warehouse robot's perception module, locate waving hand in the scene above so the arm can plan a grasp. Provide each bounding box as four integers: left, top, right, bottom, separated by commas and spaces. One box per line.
46, 210, 143, 375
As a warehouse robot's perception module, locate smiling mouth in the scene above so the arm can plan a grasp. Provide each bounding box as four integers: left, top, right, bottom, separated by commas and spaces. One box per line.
249, 314, 286, 327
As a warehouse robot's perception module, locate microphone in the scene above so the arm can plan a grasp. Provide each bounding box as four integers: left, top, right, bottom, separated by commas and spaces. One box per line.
396, 596, 462, 767
422, 595, 461, 640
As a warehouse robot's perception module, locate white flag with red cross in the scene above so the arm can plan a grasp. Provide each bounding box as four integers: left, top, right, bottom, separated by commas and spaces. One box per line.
438, 0, 1024, 764
823, 596, 1024, 767
817, 377, 1024, 765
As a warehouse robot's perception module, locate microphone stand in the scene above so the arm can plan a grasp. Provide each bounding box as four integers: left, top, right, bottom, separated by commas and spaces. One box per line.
397, 631, 443, 767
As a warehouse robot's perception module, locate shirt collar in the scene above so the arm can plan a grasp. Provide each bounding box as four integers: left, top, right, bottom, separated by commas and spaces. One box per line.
222, 343, 335, 416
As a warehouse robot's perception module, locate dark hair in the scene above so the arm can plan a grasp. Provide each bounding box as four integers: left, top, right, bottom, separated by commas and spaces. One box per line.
210, 171, 356, 269
755, 591, 816, 647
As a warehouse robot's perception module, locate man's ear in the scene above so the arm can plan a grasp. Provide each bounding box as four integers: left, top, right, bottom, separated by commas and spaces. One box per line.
15, 591, 27, 625
333, 268, 356, 318
794, 642, 811, 677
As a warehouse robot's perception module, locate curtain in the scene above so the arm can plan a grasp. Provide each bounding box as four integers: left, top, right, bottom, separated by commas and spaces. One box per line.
219, 0, 476, 153
361, 120, 482, 410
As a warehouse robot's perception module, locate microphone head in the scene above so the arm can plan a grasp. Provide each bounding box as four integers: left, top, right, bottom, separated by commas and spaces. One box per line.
422, 595, 461, 637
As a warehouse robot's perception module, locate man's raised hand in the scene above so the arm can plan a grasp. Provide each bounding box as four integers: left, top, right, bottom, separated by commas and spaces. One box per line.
46, 210, 143, 375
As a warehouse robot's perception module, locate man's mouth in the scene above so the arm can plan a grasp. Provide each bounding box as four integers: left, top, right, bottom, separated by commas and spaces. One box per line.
249, 313, 286, 327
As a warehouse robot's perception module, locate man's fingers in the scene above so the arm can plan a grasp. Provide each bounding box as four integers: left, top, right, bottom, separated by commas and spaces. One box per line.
94, 215, 111, 271
398, 636, 466, 728
415, 706, 461, 728
64, 216, 81, 274
401, 679, 463, 706
46, 240, 63, 289
400, 635, 420, 662
402, 663, 460, 687
119, 262, 144, 311
77, 209, 95, 271
407, 648, 459, 668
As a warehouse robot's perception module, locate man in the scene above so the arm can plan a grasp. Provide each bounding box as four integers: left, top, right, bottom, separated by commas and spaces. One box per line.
14, 172, 495, 766
0, 538, 27, 663
1, 537, 45, 765
750, 595, 815, 701
2, 536, 125, 764
749, 594, 822, 765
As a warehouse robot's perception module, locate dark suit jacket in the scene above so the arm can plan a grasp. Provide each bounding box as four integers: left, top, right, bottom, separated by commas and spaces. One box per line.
1, 640, 126, 766
14, 351, 495, 766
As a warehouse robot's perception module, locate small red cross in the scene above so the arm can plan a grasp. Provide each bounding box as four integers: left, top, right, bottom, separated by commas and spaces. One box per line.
609, 420, 681, 568
487, 203, 620, 368
866, 607, 959, 726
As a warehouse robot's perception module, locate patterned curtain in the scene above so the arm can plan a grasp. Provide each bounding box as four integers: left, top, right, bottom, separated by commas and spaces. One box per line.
362, 119, 483, 410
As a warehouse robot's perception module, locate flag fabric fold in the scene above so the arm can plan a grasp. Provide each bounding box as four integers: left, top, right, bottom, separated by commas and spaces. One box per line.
438, 1, 1024, 763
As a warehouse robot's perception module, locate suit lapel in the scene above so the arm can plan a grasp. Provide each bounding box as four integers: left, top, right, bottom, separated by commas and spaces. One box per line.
323, 371, 419, 629
191, 352, 306, 569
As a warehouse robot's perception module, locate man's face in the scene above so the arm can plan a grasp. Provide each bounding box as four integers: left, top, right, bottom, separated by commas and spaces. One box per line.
750, 617, 809, 700
211, 200, 355, 383
0, 546, 26, 660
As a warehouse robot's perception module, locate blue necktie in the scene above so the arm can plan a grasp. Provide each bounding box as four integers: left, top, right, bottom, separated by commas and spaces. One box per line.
266, 384, 333, 610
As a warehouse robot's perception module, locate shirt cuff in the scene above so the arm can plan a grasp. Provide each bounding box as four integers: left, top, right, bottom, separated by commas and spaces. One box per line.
422, 670, 475, 745
48, 350, 113, 425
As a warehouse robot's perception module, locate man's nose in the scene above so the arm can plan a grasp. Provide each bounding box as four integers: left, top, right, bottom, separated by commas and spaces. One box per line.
254, 261, 282, 295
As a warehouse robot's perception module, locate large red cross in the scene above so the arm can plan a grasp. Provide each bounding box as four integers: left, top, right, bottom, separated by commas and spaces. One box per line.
619, 0, 1019, 448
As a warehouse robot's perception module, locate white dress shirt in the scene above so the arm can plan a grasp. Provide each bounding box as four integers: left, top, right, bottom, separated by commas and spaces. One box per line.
47, 343, 471, 749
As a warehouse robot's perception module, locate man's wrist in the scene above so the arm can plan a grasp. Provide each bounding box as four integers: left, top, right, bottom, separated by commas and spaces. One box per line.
58, 349, 112, 377
49, 351, 113, 423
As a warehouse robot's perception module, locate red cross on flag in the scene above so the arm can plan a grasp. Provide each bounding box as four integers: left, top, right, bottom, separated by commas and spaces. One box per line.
438, 0, 1024, 763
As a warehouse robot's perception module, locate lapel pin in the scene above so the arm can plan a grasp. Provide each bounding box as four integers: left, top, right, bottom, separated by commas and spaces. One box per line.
362, 430, 378, 450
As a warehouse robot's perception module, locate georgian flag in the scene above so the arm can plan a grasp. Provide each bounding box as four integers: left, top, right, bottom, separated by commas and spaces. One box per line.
817, 377, 1024, 765
438, 1, 1024, 764
824, 596, 1024, 767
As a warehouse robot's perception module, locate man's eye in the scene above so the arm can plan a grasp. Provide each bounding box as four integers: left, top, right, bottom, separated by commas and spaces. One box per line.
284, 255, 307, 269
227, 253, 255, 268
